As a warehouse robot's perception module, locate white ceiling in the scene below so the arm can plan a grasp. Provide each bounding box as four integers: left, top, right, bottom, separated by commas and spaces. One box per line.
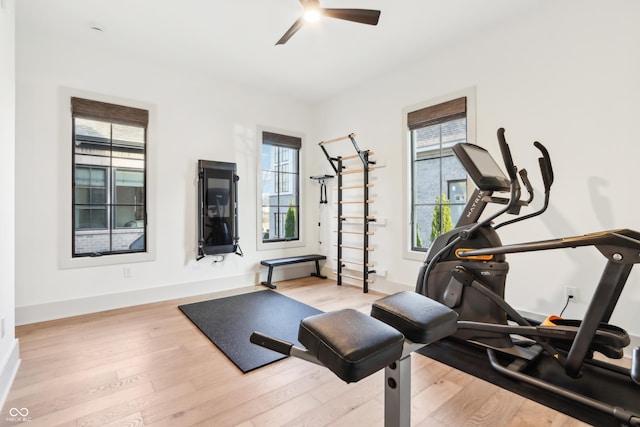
15, 0, 542, 103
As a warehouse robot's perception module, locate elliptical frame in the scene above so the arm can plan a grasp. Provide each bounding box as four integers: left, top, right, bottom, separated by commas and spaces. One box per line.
417, 128, 640, 426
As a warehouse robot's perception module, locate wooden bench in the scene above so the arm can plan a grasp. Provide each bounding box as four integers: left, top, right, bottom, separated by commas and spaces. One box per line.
260, 254, 327, 289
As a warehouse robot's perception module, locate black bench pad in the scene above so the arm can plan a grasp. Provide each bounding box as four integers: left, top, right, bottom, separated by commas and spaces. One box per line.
260, 254, 326, 267
298, 309, 404, 383
260, 254, 327, 289
371, 291, 458, 344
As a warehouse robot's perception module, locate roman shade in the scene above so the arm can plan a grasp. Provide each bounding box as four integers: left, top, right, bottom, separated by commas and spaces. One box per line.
71, 97, 148, 127
262, 131, 302, 149
407, 97, 466, 130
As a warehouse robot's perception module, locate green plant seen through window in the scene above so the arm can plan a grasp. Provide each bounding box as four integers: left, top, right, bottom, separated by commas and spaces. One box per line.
285, 200, 296, 238
430, 193, 453, 243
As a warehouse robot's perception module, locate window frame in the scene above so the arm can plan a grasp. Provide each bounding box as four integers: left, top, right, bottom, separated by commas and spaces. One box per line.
72, 106, 147, 257
402, 88, 476, 261
58, 89, 156, 269
256, 127, 305, 251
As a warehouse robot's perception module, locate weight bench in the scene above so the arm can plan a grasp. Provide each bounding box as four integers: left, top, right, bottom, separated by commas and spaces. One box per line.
250, 291, 458, 427
260, 254, 327, 289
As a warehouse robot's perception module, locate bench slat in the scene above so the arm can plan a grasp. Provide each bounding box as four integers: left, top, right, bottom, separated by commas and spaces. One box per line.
261, 255, 326, 267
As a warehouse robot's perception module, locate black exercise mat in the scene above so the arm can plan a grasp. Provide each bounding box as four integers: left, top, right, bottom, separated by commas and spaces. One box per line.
179, 290, 322, 373
418, 338, 640, 426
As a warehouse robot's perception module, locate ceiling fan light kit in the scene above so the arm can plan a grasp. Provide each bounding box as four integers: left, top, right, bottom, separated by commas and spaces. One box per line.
276, 0, 381, 45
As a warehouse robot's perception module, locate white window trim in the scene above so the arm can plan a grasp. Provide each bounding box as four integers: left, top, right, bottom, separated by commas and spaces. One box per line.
58, 88, 157, 268
401, 87, 477, 261
256, 126, 305, 251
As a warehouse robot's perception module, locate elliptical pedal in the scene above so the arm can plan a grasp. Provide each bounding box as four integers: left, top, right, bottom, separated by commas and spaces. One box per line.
539, 318, 630, 359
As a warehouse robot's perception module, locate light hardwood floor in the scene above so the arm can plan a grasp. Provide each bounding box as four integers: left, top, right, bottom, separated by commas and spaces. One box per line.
1, 277, 591, 427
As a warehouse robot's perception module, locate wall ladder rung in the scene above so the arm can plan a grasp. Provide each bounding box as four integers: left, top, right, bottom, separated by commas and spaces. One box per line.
339, 273, 374, 284
339, 183, 374, 190
339, 199, 374, 204
319, 133, 355, 145
339, 215, 376, 220
339, 258, 374, 267
340, 168, 374, 175
339, 244, 374, 251
339, 230, 374, 235
338, 151, 374, 161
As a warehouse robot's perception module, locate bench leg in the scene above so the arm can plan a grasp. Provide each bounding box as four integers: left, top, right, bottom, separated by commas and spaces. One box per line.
310, 260, 328, 280
261, 266, 277, 289
384, 354, 411, 427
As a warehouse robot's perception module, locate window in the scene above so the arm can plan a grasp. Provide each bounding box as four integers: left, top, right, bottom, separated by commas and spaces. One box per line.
75, 166, 107, 229
260, 131, 301, 243
408, 97, 469, 252
71, 97, 148, 257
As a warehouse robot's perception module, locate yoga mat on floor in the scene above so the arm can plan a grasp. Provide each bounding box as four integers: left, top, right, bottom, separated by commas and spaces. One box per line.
417, 338, 640, 426
179, 290, 322, 373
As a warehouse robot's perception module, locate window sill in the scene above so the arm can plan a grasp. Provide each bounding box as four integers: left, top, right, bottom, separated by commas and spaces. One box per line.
59, 250, 155, 269
256, 239, 305, 251
404, 249, 428, 262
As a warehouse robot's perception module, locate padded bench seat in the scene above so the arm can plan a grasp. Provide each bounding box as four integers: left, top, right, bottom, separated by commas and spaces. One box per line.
297, 291, 457, 383
299, 309, 404, 383
371, 291, 458, 344
260, 254, 327, 289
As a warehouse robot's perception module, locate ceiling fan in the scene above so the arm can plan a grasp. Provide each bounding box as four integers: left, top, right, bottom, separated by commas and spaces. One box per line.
276, 0, 381, 45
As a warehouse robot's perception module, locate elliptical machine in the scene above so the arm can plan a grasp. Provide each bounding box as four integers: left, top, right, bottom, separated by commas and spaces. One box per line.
416, 128, 640, 426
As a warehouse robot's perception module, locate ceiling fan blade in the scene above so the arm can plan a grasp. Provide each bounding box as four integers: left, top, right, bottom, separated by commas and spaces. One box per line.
276, 17, 306, 45
321, 8, 381, 26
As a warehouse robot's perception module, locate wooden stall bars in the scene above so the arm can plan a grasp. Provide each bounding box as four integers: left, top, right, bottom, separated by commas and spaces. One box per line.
319, 133, 376, 292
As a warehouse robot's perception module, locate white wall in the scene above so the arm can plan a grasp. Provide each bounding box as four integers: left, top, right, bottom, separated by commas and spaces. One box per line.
0, 0, 19, 411
311, 0, 640, 344
14, 27, 317, 324
13, 0, 640, 350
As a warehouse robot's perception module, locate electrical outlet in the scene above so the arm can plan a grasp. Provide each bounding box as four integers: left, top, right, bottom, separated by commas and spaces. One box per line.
123, 267, 132, 278
1, 316, 5, 339
565, 287, 578, 301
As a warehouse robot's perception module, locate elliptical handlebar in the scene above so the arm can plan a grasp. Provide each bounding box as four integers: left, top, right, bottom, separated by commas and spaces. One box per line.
494, 138, 554, 230
497, 128, 518, 181
534, 140, 554, 192
480, 129, 536, 210
518, 169, 534, 204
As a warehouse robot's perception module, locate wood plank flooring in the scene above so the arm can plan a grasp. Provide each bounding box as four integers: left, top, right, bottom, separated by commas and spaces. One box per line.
1, 277, 591, 426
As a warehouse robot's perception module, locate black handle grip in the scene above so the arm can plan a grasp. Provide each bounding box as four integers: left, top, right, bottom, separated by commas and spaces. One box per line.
250, 331, 294, 355
518, 169, 534, 204
496, 128, 517, 180
533, 141, 554, 191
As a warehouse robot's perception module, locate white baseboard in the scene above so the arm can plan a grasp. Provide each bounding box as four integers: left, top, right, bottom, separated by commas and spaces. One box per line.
15, 264, 327, 326
321, 267, 415, 296
0, 339, 20, 413
15, 273, 260, 326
